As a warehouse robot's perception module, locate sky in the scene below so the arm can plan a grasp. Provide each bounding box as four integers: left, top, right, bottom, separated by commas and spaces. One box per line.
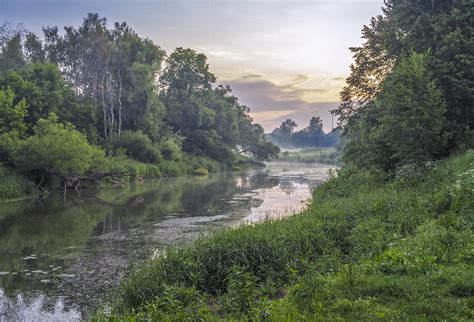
1, 0, 384, 132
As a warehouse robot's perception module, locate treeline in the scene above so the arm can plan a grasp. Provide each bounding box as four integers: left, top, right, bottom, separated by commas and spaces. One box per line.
335, 0, 473, 171
0, 14, 279, 196
267, 117, 339, 148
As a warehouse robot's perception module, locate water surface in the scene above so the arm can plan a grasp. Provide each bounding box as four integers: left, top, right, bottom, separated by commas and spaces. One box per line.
0, 162, 334, 320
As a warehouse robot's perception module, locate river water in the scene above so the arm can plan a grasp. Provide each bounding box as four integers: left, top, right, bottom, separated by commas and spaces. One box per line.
0, 162, 335, 320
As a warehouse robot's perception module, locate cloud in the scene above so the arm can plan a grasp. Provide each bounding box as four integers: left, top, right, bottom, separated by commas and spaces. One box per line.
222, 74, 329, 111
220, 74, 339, 132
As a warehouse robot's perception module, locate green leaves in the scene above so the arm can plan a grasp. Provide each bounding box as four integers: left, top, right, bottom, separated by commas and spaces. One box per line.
13, 114, 105, 178
0, 88, 27, 136
344, 52, 447, 171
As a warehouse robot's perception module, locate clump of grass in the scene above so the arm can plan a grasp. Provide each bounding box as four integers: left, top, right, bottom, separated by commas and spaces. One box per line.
0, 165, 33, 201
95, 150, 474, 320
193, 167, 209, 176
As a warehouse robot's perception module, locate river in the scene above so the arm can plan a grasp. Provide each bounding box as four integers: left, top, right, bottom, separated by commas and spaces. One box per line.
0, 162, 335, 320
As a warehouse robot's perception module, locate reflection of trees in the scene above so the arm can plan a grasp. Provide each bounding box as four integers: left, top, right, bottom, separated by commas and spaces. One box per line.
0, 169, 281, 312
0, 196, 109, 294
235, 170, 277, 191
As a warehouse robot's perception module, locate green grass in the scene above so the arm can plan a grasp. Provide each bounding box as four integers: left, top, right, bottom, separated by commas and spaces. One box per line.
0, 165, 34, 202
93, 150, 474, 320
193, 167, 209, 176
278, 148, 341, 165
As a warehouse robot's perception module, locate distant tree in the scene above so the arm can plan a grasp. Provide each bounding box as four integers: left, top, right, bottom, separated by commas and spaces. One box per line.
278, 119, 297, 136
23, 32, 45, 63
0, 32, 25, 73
268, 117, 338, 148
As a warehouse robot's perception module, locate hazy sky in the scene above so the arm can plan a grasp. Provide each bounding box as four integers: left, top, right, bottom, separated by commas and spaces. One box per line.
1, 0, 384, 131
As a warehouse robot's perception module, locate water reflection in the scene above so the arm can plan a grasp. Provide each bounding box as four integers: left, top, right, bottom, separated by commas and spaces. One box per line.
0, 162, 334, 320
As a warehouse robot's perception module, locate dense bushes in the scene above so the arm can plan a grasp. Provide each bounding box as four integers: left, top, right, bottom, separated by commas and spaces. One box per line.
13, 115, 105, 178
159, 138, 183, 161
110, 130, 161, 163
97, 156, 161, 179
94, 150, 473, 320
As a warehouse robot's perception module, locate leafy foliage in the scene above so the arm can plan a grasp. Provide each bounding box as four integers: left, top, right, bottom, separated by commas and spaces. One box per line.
12, 114, 104, 178
0, 14, 278, 195
110, 130, 161, 163
344, 52, 447, 170
335, 0, 473, 162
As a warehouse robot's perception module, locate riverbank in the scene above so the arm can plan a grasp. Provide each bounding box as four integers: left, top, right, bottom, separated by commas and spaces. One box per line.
0, 155, 235, 203
0, 162, 333, 320
95, 149, 473, 320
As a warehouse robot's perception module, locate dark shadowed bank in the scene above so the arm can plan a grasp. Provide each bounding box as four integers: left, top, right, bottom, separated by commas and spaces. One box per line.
93, 150, 473, 320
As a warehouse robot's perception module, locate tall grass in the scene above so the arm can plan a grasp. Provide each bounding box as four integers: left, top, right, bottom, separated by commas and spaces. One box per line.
94, 150, 474, 320
0, 165, 34, 201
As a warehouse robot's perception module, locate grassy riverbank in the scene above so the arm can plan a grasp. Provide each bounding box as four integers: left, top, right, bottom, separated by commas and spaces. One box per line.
94, 149, 474, 320
0, 155, 230, 203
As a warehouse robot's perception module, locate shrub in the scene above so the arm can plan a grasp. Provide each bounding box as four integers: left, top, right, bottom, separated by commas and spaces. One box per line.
191, 156, 224, 173
111, 130, 161, 163
159, 137, 183, 161
193, 167, 209, 176
97, 156, 161, 179
13, 115, 105, 178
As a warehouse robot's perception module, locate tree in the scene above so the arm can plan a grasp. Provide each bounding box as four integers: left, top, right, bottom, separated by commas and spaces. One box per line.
24, 32, 45, 63
0, 63, 79, 130
278, 119, 297, 136
335, 0, 473, 151
111, 130, 161, 163
0, 32, 25, 73
0, 88, 27, 136
239, 118, 279, 161
0, 88, 27, 161
160, 47, 216, 134
344, 52, 447, 170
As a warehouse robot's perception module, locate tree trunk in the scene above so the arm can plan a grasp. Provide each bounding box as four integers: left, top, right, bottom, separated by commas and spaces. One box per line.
101, 73, 108, 140
108, 73, 115, 139
117, 70, 123, 137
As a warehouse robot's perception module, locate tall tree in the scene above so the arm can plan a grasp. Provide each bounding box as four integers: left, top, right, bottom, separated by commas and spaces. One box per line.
335, 0, 473, 150
343, 52, 447, 170
160, 47, 216, 134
